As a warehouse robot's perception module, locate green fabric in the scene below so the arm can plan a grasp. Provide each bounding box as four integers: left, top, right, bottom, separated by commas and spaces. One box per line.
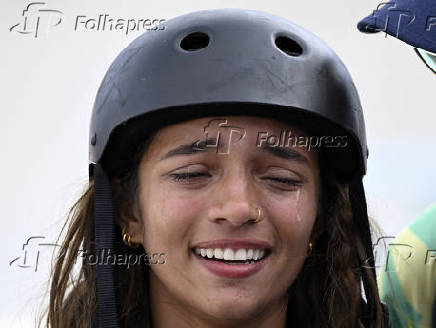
416, 48, 436, 73
409, 204, 436, 248
378, 203, 436, 328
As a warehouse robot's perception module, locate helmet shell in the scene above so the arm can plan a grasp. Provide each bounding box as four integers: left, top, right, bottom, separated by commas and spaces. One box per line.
89, 8, 367, 177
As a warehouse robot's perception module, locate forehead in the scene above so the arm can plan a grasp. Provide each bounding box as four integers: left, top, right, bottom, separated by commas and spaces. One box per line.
142, 115, 318, 164
153, 115, 308, 144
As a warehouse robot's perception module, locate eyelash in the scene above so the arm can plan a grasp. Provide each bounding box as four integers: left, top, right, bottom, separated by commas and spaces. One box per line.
170, 172, 301, 187
170, 172, 210, 182
263, 177, 301, 187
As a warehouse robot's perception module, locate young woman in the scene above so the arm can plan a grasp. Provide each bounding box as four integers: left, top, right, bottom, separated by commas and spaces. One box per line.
43, 8, 390, 328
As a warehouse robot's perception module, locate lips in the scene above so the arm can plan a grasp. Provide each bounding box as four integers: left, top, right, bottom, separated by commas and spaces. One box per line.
191, 239, 272, 278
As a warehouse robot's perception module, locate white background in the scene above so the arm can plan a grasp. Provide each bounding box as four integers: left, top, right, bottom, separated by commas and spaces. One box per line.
1, 0, 435, 326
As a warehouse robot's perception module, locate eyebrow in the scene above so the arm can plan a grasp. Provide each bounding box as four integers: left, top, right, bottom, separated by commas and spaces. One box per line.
259, 143, 309, 165
159, 138, 310, 165
159, 138, 217, 161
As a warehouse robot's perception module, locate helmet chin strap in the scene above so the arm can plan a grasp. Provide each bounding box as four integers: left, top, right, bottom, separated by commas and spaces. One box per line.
93, 163, 120, 328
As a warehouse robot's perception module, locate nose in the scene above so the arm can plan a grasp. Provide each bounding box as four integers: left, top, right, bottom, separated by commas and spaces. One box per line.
207, 171, 261, 226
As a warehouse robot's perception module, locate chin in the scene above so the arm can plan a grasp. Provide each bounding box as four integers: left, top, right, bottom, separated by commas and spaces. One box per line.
207, 306, 257, 322
199, 294, 262, 320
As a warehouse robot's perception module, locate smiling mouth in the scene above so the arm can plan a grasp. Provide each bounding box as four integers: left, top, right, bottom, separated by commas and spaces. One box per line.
192, 247, 271, 265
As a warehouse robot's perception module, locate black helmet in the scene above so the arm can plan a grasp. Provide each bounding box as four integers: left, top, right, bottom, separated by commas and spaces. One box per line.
89, 8, 377, 327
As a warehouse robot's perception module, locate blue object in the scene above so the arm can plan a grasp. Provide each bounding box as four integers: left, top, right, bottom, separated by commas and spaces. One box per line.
357, 0, 436, 53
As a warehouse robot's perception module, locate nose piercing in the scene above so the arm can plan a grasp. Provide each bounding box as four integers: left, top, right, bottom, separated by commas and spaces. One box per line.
253, 207, 262, 223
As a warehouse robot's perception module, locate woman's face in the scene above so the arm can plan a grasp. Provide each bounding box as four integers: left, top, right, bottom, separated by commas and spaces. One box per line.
124, 115, 321, 326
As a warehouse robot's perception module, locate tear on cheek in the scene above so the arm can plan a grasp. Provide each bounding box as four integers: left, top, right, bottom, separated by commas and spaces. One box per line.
294, 189, 319, 225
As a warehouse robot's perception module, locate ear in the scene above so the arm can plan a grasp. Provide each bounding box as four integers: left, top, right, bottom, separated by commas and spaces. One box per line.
111, 178, 143, 245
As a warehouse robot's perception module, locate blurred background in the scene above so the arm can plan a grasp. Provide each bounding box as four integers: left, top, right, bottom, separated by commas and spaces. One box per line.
1, 0, 435, 326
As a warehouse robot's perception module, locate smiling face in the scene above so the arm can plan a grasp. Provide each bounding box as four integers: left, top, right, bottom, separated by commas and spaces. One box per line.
122, 115, 321, 327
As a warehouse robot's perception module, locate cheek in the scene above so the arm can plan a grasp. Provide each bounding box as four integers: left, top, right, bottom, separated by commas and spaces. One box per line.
139, 183, 204, 251
267, 188, 318, 255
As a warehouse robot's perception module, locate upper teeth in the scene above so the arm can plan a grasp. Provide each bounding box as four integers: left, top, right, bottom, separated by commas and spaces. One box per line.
194, 247, 266, 261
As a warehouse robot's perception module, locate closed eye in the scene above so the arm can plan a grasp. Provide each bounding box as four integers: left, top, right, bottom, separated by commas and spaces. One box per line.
170, 172, 302, 188
170, 172, 211, 183
262, 177, 302, 187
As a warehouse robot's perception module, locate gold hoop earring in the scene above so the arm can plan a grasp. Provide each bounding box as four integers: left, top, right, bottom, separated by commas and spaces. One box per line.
122, 228, 139, 249
307, 241, 313, 256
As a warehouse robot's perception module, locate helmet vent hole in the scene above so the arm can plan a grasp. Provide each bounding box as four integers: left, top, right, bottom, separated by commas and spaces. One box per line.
180, 32, 210, 51
275, 36, 303, 56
